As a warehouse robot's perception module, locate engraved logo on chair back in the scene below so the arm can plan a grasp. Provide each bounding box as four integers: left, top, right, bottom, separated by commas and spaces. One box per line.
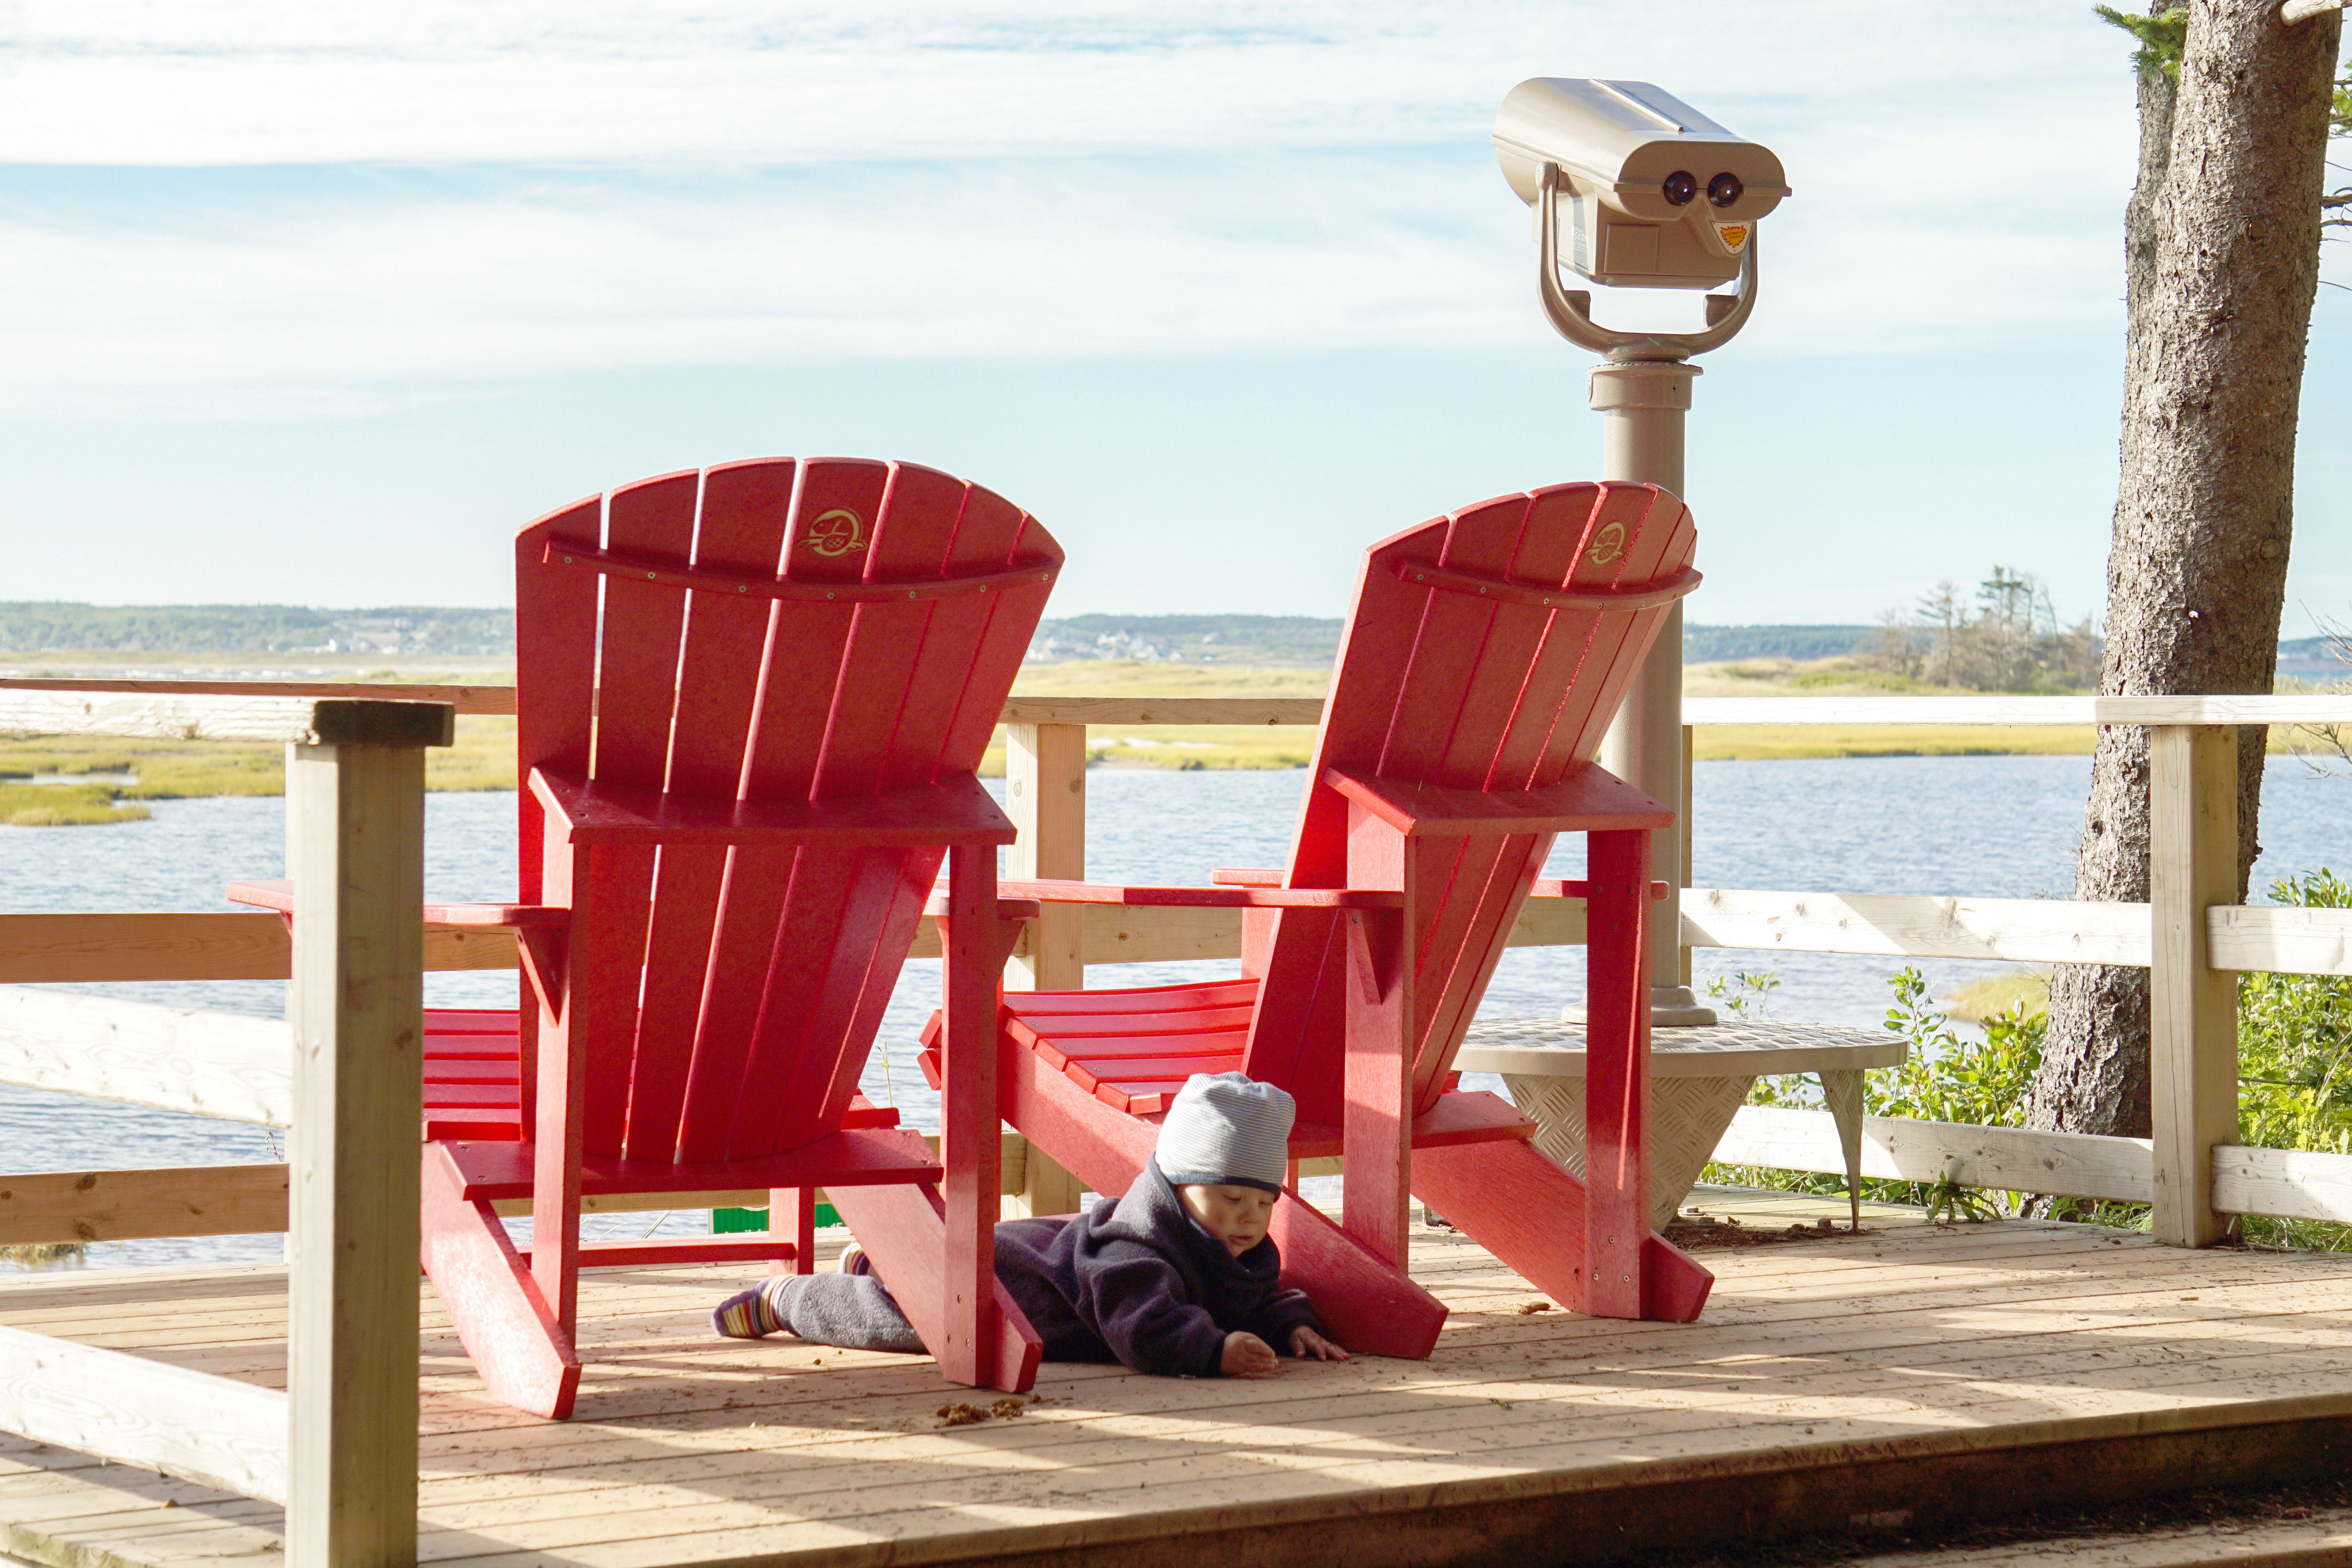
513, 458, 1062, 1165
1240, 481, 1696, 1125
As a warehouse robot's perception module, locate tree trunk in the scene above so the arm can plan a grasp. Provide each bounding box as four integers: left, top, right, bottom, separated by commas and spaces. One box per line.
2030, 0, 2340, 1141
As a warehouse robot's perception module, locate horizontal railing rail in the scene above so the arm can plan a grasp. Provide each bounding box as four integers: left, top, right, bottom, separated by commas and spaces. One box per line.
1711, 1105, 2352, 1226
0, 677, 517, 716
0, 685, 461, 743
7, 890, 2349, 984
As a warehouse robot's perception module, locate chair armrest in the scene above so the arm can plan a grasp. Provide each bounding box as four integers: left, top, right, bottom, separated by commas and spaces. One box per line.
421, 900, 570, 927
922, 894, 1043, 922
1323, 763, 1671, 836
996, 878, 1403, 910
226, 879, 567, 926
1529, 878, 1671, 903
532, 767, 1015, 848
1202, 868, 1666, 903
224, 879, 296, 913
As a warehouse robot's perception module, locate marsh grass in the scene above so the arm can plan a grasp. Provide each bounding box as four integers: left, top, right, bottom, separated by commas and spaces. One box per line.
991, 661, 1329, 773
1086, 727, 1317, 770
428, 717, 517, 790
0, 1242, 87, 1269
0, 782, 150, 826
1946, 968, 2052, 1022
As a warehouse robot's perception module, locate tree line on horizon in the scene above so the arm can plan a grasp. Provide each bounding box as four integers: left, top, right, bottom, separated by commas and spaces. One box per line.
0, 602, 512, 657
1861, 567, 2106, 693
0, 600, 2335, 676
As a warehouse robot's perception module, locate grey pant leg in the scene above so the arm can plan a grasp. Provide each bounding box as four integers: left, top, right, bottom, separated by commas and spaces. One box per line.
774, 1274, 927, 1354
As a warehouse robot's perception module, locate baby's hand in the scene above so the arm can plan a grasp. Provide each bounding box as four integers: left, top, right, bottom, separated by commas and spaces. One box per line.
1289, 1325, 1349, 1362
1221, 1331, 1280, 1377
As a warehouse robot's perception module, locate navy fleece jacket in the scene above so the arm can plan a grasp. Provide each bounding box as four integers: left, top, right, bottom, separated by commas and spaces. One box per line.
993, 1162, 1324, 1377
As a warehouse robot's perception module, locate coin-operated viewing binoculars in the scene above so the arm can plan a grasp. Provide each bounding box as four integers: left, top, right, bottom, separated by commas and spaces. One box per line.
1494, 78, 1791, 1027
1494, 78, 1789, 358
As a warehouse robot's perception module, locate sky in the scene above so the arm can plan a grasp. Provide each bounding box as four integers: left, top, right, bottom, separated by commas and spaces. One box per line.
3, 2, 2348, 634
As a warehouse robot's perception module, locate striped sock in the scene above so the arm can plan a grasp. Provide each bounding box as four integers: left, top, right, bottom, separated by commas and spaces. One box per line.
710, 1275, 793, 1339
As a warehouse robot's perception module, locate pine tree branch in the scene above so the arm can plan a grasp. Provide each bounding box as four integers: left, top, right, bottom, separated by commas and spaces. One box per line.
2094, 4, 2189, 78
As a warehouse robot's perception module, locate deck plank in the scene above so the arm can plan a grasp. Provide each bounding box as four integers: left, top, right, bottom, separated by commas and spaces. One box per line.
2, 1220, 2351, 1568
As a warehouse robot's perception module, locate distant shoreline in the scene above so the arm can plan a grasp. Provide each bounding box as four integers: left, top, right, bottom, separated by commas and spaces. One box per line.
3, 656, 2326, 824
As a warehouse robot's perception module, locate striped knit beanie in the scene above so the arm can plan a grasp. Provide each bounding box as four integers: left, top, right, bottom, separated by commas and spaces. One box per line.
1152, 1072, 1294, 1194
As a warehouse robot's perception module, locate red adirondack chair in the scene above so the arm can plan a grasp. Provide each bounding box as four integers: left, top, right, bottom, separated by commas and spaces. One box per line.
232, 457, 1060, 1417
920, 480, 1712, 1357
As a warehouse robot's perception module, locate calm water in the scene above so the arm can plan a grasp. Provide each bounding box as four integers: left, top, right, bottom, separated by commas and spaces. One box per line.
2, 757, 2344, 1268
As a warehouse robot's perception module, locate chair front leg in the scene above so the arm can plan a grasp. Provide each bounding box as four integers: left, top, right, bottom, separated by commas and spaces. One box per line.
529, 1005, 585, 1336
1583, 827, 1653, 1319
1341, 801, 1414, 1268
934, 841, 1007, 1387
769, 1187, 818, 1274
529, 842, 589, 1338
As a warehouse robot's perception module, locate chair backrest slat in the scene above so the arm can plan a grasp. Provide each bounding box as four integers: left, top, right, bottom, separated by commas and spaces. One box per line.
594, 474, 701, 791
512, 458, 1059, 1166
794, 474, 1055, 1145
710, 459, 938, 1161
514, 499, 602, 898
1242, 481, 1694, 1125
571, 474, 702, 1157
738, 461, 1041, 1157
620, 461, 798, 1161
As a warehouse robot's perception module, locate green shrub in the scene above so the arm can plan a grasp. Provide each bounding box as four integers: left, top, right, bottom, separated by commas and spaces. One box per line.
2234, 870, 2352, 1250
1710, 966, 2057, 1218
1867, 968, 2044, 1129
2237, 869, 2352, 1157
1704, 969, 1780, 1019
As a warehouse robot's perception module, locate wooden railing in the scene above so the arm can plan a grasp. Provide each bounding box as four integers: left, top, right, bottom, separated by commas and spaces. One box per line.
4, 683, 2350, 1218
0, 687, 451, 1568
3, 678, 2352, 1564
991, 691, 2352, 1240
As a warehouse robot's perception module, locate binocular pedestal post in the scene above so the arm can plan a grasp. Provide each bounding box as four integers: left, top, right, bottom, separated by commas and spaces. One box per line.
1590, 357, 1716, 1030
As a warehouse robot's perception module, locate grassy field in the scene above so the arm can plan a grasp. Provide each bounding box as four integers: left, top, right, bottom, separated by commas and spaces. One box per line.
1690, 724, 2102, 760
999, 659, 2120, 768
0, 655, 2330, 821
989, 661, 1329, 772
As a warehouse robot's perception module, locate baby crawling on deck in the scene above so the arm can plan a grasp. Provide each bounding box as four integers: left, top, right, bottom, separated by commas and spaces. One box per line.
711, 1072, 1348, 1378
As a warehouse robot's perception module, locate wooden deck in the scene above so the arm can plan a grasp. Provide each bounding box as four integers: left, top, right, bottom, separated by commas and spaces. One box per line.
5, 1206, 2352, 1568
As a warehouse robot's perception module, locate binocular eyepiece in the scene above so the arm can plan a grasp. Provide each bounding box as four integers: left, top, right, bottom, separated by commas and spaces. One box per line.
1656, 171, 1746, 209
1494, 78, 1789, 292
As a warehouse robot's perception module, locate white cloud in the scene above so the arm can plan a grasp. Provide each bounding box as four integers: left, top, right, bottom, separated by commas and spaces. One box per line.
0, 1, 2161, 415
6, 2, 2128, 165
0, 159, 1526, 417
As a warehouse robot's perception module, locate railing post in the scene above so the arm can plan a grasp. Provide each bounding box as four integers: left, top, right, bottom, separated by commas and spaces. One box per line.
1002, 720, 1086, 1217
286, 707, 440, 1567
2148, 723, 2239, 1248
